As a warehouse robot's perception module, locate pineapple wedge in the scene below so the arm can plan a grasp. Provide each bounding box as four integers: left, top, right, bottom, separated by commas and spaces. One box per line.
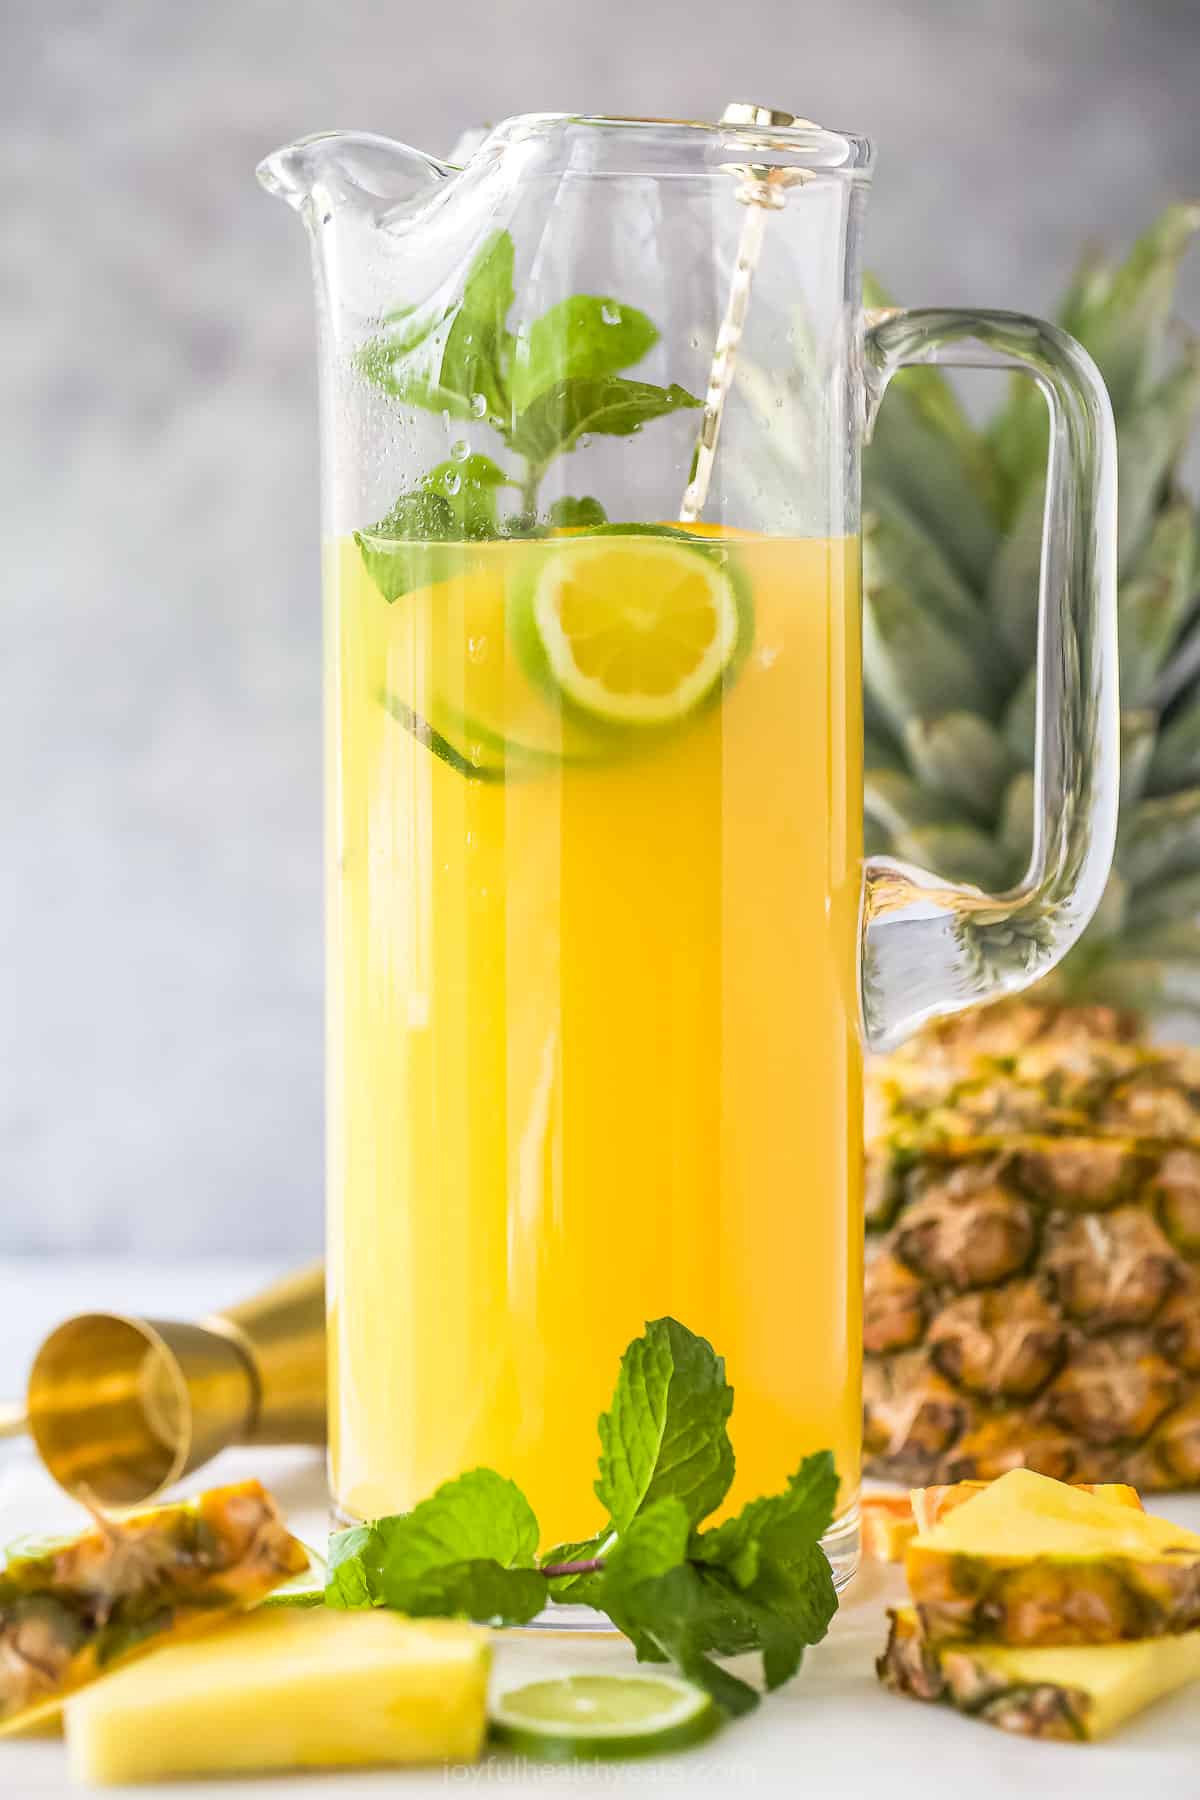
879, 1604, 1200, 1740
861, 1494, 919, 1561
907, 1469, 1200, 1645
65, 1606, 490, 1783
862, 1481, 1142, 1564
911, 1479, 1142, 1536
0, 1481, 307, 1736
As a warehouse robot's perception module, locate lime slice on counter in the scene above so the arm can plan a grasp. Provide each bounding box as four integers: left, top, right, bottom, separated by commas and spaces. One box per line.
489, 1672, 720, 1761
511, 533, 746, 728
256, 1543, 327, 1610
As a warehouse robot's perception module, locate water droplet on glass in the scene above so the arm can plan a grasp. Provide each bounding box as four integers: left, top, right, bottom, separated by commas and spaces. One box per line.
577, 433, 592, 449
758, 645, 780, 670
467, 634, 488, 664
469, 392, 488, 419
600, 303, 621, 326
689, 333, 700, 349
468, 742, 483, 768
450, 439, 470, 462
443, 471, 462, 495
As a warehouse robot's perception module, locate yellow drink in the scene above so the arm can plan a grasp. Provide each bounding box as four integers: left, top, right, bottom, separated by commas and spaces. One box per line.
327, 531, 863, 1549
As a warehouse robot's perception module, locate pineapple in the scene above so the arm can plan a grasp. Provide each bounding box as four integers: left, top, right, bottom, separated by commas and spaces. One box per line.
0, 1482, 308, 1735
903, 1469, 1200, 1646
878, 1604, 1200, 1741
864, 1013, 1200, 1489
65, 1608, 490, 1783
861, 1478, 1141, 1563
863, 206, 1200, 1011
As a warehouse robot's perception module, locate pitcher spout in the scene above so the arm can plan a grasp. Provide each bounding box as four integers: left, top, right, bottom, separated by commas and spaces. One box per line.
256, 130, 454, 217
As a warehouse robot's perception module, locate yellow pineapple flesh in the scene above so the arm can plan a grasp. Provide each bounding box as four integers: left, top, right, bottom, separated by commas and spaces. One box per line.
64, 1607, 490, 1784
906, 1469, 1200, 1646
878, 1603, 1200, 1741
862, 1479, 1142, 1564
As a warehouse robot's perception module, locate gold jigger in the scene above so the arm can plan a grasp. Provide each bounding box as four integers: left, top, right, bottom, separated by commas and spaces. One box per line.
2, 1265, 326, 1508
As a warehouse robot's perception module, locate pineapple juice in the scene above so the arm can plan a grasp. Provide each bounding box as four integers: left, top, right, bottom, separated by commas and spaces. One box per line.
326, 530, 864, 1546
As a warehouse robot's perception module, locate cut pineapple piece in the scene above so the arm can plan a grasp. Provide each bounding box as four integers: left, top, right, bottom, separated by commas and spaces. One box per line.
0, 1480, 307, 1736
65, 1606, 490, 1783
878, 1604, 1200, 1740
910, 1479, 1142, 1535
864, 1479, 1142, 1563
861, 1494, 918, 1561
907, 1469, 1200, 1645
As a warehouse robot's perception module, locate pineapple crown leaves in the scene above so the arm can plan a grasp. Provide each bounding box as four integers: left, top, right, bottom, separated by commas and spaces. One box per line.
863, 204, 1200, 1014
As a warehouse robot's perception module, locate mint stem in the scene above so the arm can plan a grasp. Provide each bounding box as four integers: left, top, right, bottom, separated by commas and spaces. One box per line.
518, 457, 544, 518
539, 1556, 606, 1578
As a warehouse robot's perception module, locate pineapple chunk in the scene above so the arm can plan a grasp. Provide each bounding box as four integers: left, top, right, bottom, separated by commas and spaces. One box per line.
907, 1469, 1200, 1645
0, 1481, 307, 1737
65, 1606, 490, 1783
863, 1480, 1142, 1564
879, 1604, 1200, 1740
910, 1479, 1142, 1535
861, 1494, 918, 1561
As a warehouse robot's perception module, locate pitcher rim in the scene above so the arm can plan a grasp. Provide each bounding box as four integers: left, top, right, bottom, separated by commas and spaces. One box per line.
493, 110, 874, 173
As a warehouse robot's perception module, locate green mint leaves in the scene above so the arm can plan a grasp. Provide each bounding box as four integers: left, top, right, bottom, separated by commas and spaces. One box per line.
512, 295, 659, 412
509, 377, 701, 466
590, 1446, 839, 1716
354, 229, 700, 548
596, 1316, 735, 1534
325, 1469, 545, 1626
438, 231, 515, 425
323, 1319, 840, 1717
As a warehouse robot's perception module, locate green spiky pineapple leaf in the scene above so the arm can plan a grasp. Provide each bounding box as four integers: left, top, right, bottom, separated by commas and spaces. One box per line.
864, 204, 1200, 1015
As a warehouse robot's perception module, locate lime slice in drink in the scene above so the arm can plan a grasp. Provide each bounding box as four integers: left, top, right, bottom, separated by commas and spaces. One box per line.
489, 1672, 720, 1761
511, 533, 746, 728
256, 1543, 327, 1610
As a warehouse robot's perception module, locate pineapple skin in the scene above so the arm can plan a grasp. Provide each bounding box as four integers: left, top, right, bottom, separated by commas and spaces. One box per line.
865, 1020, 1200, 1493
863, 208, 1200, 1009
0, 1480, 308, 1736
64, 1607, 491, 1784
878, 1605, 1200, 1741
907, 1544, 1200, 1647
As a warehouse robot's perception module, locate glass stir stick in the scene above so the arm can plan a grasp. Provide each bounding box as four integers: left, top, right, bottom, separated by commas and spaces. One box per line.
679, 103, 814, 522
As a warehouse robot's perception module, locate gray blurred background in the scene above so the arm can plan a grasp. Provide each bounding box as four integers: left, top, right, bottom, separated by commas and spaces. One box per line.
4, 0, 1199, 1256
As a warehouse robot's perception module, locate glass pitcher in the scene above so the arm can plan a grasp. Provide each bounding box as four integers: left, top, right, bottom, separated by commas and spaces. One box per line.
260, 108, 1117, 1585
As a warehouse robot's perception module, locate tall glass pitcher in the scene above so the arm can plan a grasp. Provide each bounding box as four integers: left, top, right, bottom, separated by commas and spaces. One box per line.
260, 109, 1117, 1582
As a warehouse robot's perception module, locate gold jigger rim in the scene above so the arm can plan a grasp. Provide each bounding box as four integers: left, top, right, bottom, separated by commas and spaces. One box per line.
25, 1311, 238, 1508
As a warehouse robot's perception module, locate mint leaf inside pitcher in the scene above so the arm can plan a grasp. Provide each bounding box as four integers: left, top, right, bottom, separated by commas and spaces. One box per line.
355, 229, 701, 532
438, 229, 516, 424
512, 295, 659, 411
510, 377, 702, 467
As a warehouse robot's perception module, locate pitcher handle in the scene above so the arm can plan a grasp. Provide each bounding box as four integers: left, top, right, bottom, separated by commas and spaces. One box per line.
860, 308, 1119, 1050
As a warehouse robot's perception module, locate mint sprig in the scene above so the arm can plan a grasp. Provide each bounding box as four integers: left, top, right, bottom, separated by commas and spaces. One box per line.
324, 1319, 839, 1716
353, 229, 700, 591
325, 1469, 544, 1627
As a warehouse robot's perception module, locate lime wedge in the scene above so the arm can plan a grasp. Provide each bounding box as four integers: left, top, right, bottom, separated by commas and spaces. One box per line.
256, 1543, 327, 1610
511, 533, 747, 728
489, 1672, 720, 1762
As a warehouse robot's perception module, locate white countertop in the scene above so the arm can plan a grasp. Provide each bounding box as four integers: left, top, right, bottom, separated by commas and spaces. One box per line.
3, 1258, 1200, 1799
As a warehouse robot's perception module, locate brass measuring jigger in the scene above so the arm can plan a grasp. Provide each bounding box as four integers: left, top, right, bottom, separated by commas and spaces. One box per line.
0, 1265, 326, 1507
